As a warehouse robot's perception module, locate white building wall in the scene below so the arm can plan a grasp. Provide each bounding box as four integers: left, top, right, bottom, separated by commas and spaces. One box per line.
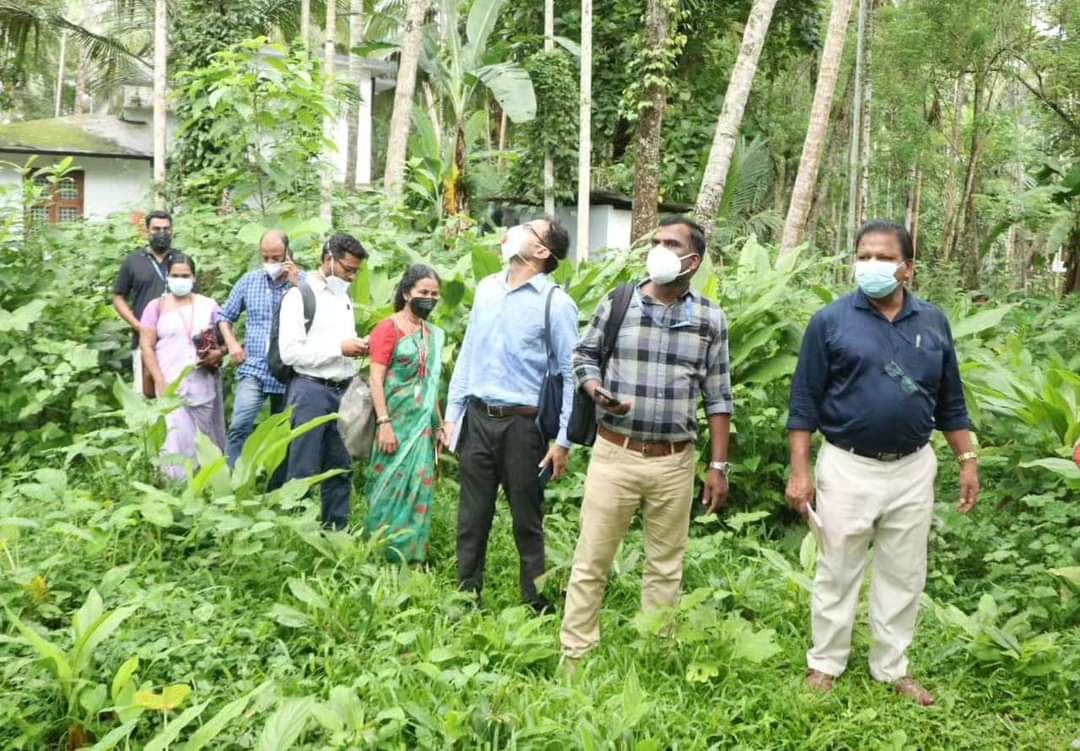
0, 152, 152, 220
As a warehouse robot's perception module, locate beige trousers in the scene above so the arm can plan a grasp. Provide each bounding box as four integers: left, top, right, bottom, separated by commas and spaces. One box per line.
560, 436, 696, 658
132, 348, 144, 394
808, 441, 937, 683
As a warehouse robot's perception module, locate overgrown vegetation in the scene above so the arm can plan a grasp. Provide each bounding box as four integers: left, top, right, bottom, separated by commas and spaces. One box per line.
1, 167, 1078, 747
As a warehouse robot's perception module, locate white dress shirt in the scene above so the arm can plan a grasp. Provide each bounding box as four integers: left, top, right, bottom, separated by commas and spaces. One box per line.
279, 271, 357, 381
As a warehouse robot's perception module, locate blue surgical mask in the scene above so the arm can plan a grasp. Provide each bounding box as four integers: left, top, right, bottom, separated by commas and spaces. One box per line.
854, 260, 901, 299
168, 276, 194, 297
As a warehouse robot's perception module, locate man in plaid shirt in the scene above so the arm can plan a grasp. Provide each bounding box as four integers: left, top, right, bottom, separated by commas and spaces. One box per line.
218, 229, 302, 478
560, 216, 734, 663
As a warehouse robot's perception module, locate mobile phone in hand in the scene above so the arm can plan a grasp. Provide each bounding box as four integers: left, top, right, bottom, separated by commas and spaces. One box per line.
538, 464, 552, 488
593, 386, 621, 407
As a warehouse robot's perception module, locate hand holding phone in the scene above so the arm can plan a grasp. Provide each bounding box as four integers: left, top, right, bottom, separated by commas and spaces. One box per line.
590, 383, 632, 417
593, 386, 620, 406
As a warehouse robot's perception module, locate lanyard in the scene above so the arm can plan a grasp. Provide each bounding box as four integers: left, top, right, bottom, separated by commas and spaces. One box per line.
144, 251, 167, 284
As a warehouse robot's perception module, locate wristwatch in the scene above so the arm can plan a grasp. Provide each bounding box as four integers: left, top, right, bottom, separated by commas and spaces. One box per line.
376, 416, 392, 426
709, 461, 729, 475
956, 451, 977, 464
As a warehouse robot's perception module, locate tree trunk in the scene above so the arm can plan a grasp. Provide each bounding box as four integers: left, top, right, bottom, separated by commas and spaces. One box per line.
1064, 227, 1080, 295
321, 0, 337, 223
577, 0, 593, 262
54, 31, 68, 117
941, 75, 965, 261
779, 0, 854, 256
73, 2, 95, 114
629, 0, 673, 243
844, 0, 866, 250
694, 0, 780, 241
153, 0, 167, 207
858, 7, 872, 223
543, 0, 556, 215
911, 167, 922, 260
345, 0, 364, 190
952, 74, 986, 275
301, 0, 311, 50
383, 0, 427, 200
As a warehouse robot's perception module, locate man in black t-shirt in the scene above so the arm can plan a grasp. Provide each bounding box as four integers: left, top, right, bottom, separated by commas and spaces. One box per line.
112, 210, 178, 393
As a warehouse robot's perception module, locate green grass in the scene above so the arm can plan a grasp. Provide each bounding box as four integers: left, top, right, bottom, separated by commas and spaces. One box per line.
1, 458, 1077, 750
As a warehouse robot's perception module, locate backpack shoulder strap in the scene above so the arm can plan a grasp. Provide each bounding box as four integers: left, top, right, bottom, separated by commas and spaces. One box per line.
298, 281, 316, 332
600, 283, 634, 365
542, 285, 558, 366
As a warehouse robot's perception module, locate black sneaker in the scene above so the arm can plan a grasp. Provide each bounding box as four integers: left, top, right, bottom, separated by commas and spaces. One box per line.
528, 596, 555, 616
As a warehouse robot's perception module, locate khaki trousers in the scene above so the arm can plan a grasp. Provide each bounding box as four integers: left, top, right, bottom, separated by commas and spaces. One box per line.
808, 442, 937, 683
560, 436, 696, 658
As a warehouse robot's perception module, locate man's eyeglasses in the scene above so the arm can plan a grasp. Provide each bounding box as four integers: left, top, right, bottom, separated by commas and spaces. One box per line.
885, 360, 921, 395
524, 223, 548, 250
149, 227, 172, 235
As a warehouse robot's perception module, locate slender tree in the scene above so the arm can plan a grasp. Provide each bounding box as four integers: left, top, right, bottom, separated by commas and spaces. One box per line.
383, 0, 427, 200
321, 0, 337, 223
694, 0, 779, 239
54, 29, 67, 117
153, 0, 167, 206
629, 0, 672, 242
844, 0, 866, 249
858, 0, 873, 221
301, 0, 311, 50
779, 0, 854, 256
576, 0, 593, 261
543, 0, 555, 215
345, 0, 364, 190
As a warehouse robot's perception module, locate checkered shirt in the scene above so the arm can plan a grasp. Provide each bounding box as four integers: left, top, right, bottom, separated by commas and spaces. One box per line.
572, 282, 734, 442
221, 269, 305, 394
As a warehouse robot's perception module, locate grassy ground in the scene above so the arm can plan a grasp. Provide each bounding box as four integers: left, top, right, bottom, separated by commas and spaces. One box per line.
1, 457, 1078, 749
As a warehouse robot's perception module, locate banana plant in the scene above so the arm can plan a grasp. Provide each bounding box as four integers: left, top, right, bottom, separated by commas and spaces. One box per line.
419, 0, 537, 216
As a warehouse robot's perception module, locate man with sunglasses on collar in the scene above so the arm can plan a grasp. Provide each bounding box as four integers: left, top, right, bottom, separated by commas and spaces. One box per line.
443, 216, 577, 614
786, 220, 979, 706
112, 210, 178, 394
559, 215, 733, 666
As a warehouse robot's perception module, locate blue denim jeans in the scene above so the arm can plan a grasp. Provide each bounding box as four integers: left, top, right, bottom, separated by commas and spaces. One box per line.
225, 376, 287, 478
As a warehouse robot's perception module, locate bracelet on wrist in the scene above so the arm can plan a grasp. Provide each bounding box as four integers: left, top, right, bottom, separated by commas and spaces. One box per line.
377, 416, 392, 426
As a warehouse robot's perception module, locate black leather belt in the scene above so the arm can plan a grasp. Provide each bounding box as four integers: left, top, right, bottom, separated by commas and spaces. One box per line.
472, 400, 538, 419
298, 374, 352, 391
832, 442, 926, 462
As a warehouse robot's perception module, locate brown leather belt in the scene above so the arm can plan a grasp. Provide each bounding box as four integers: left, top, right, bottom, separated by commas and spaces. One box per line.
598, 425, 692, 457
473, 400, 539, 419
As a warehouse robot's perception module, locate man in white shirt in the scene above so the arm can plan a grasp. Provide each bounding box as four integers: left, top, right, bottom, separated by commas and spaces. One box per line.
280, 233, 370, 529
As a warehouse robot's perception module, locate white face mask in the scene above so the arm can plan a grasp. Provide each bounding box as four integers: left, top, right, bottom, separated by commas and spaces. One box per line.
264, 262, 283, 279
167, 276, 194, 297
501, 225, 529, 263
646, 245, 697, 285
325, 258, 351, 295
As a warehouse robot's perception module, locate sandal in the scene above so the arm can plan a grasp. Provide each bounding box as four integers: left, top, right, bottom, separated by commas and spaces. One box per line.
805, 669, 835, 694
894, 675, 935, 706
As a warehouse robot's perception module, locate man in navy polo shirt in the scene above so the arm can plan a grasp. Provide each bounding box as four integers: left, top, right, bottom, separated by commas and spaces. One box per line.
786, 220, 980, 706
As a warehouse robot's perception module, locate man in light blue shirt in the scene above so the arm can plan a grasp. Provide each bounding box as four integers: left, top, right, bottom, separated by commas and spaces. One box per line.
443, 217, 579, 613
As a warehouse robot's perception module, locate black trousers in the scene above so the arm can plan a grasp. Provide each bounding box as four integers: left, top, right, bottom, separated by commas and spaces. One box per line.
285, 377, 352, 530
456, 401, 547, 605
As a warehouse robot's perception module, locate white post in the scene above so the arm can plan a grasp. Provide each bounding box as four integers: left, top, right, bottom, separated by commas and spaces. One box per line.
576, 0, 592, 263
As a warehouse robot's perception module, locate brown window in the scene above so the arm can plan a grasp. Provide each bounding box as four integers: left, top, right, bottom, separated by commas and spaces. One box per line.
28, 170, 85, 225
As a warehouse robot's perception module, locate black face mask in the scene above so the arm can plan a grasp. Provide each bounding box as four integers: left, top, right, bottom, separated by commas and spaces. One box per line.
149, 233, 172, 253
409, 297, 437, 319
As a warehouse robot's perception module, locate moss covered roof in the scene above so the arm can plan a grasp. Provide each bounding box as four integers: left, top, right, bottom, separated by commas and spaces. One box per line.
0, 115, 152, 159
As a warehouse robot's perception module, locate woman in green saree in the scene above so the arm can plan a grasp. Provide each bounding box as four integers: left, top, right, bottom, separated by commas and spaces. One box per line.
364, 265, 446, 563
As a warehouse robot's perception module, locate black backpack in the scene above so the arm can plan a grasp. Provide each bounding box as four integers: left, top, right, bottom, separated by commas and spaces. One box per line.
267, 281, 317, 384
566, 283, 635, 446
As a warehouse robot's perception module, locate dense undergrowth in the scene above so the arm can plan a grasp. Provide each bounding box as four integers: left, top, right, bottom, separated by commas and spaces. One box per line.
1, 194, 1078, 749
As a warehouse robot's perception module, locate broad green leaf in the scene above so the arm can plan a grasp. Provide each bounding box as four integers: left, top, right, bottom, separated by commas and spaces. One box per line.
72, 604, 140, 677
686, 661, 720, 683
88, 721, 139, 751
269, 604, 312, 628
729, 622, 781, 664
179, 683, 267, 751
144, 701, 209, 751
475, 63, 536, 123
287, 578, 328, 611
255, 697, 316, 751
0, 299, 47, 333
140, 501, 174, 527
466, 0, 506, 51
619, 665, 649, 729
950, 304, 1015, 339
5, 607, 72, 686
73, 589, 105, 640
111, 656, 140, 702
135, 684, 192, 711
1020, 458, 1080, 482
1048, 567, 1080, 587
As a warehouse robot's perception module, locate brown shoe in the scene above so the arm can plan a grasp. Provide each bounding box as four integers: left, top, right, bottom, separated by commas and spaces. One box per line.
805, 669, 834, 694
894, 675, 935, 706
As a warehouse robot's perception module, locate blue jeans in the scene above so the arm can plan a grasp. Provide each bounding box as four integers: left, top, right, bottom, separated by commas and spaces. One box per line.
226, 376, 287, 484
285, 376, 352, 530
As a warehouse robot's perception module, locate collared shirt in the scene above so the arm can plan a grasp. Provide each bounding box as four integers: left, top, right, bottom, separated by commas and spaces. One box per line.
573, 282, 734, 443
278, 272, 357, 382
221, 269, 307, 394
114, 247, 173, 349
446, 270, 579, 449
787, 289, 971, 454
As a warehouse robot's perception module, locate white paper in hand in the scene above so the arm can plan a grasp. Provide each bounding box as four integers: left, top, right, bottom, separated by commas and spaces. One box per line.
806, 505, 827, 555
